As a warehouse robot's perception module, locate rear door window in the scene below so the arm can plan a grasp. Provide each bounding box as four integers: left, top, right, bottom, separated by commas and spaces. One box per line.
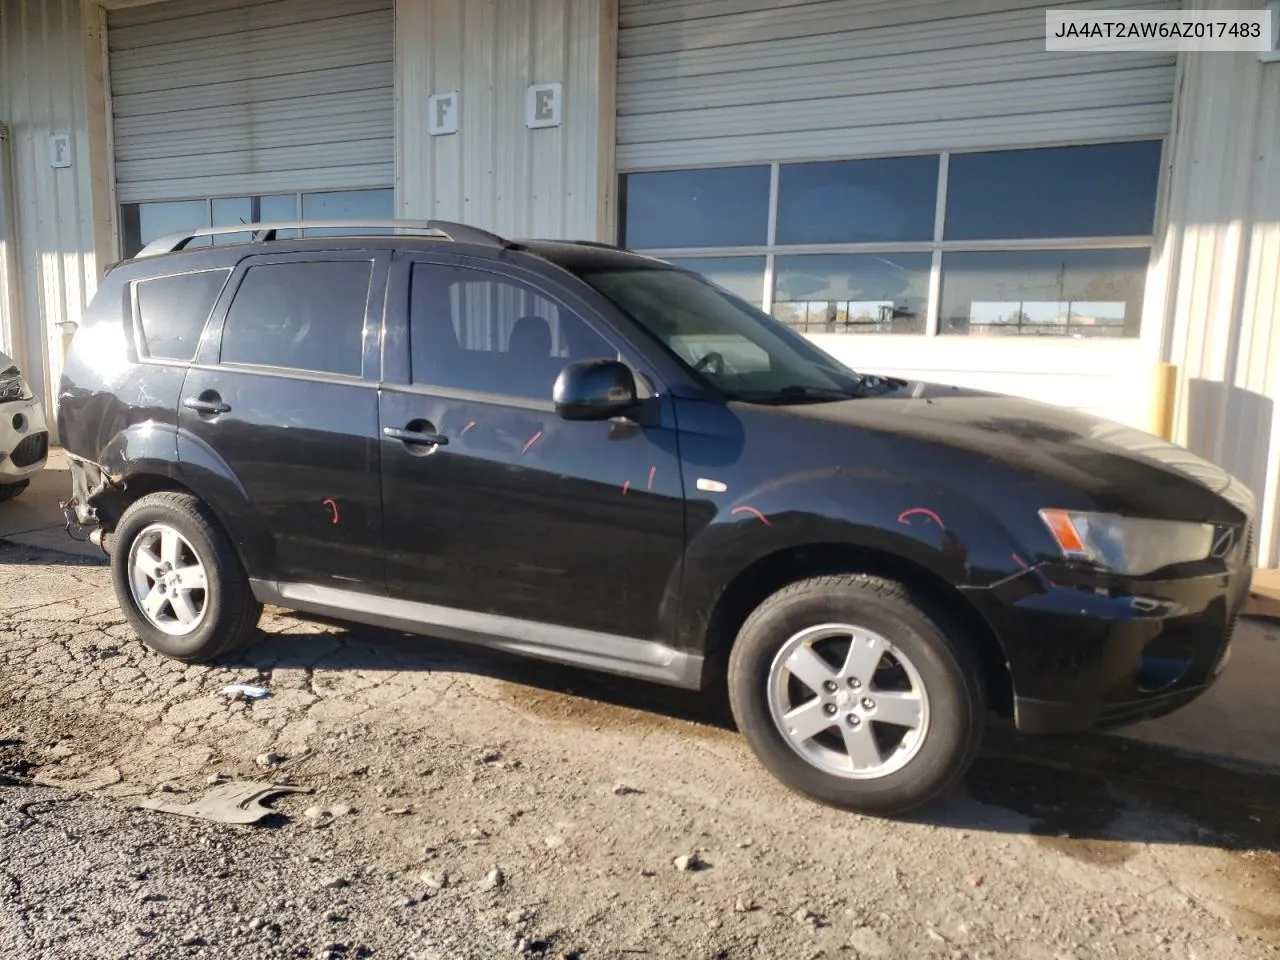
219, 260, 372, 377
134, 269, 230, 361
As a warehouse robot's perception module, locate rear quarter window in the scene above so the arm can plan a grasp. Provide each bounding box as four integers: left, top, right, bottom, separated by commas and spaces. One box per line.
134, 270, 230, 361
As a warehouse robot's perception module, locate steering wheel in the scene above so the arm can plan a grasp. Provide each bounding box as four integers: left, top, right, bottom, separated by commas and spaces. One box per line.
693, 351, 726, 377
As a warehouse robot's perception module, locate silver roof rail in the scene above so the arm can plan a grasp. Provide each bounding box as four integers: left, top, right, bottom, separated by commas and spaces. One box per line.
135, 218, 510, 258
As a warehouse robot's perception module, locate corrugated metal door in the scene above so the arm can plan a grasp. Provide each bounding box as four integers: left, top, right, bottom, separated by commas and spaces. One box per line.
617, 0, 1178, 169
107, 0, 394, 203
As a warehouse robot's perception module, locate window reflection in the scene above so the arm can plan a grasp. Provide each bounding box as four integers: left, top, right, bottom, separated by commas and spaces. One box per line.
939, 249, 1149, 337
776, 155, 938, 245
665, 257, 766, 306
301, 188, 394, 234
121, 200, 210, 258
772, 254, 931, 334
945, 141, 1162, 241
621, 166, 771, 249
121, 189, 391, 257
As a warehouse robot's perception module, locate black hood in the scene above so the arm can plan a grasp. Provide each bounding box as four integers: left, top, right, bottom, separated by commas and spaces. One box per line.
783, 379, 1256, 524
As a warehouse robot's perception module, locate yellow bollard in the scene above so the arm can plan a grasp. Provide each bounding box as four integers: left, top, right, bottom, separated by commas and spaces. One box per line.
1144, 361, 1178, 441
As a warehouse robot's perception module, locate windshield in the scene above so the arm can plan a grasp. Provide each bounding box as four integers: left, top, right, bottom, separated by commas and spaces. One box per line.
574, 264, 870, 403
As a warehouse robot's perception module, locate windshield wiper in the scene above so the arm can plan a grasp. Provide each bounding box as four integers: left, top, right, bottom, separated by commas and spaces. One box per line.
730, 384, 866, 404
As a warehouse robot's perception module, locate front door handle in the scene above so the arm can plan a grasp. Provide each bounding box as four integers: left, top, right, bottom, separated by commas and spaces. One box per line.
383, 426, 449, 447
183, 395, 231, 415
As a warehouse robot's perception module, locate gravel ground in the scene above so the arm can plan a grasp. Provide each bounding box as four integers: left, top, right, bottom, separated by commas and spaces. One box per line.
1, 541, 1278, 960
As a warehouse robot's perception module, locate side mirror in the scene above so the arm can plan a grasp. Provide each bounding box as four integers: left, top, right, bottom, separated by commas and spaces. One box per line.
553, 358, 637, 421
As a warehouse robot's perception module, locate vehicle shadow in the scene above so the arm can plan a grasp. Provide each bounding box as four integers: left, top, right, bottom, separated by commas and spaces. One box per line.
224, 614, 1280, 859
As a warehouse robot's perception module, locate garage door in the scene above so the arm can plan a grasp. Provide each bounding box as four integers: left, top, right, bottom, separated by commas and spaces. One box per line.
613, 0, 1182, 438
107, 0, 394, 254
617, 0, 1178, 169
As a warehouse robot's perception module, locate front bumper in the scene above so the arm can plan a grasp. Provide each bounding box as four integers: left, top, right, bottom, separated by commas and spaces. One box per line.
965, 558, 1251, 735
0, 395, 49, 482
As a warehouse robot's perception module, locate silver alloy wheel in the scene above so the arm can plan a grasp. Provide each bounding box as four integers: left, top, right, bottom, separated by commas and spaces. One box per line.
126, 522, 209, 636
767, 623, 931, 780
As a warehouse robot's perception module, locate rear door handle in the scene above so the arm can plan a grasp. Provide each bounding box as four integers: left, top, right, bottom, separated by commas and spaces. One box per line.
383, 426, 449, 447
183, 396, 231, 415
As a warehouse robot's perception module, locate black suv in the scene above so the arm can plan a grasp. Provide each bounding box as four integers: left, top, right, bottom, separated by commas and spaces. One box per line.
58, 219, 1255, 816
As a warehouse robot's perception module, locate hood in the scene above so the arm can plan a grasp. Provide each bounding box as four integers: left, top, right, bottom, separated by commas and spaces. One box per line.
784, 378, 1256, 524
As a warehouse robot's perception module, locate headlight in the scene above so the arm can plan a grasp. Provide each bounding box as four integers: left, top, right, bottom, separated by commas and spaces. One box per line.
0, 372, 31, 402
1039, 509, 1214, 576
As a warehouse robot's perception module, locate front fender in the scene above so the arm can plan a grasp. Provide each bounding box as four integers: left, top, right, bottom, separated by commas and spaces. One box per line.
670, 465, 1029, 653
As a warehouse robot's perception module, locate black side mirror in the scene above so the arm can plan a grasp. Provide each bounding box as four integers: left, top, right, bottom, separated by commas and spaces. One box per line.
553, 359, 638, 421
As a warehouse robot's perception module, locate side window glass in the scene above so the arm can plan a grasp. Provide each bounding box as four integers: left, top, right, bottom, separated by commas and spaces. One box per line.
134, 270, 229, 361
409, 262, 617, 401
220, 261, 372, 376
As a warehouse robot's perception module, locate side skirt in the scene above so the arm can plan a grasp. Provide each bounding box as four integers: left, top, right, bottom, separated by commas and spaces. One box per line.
249, 579, 704, 689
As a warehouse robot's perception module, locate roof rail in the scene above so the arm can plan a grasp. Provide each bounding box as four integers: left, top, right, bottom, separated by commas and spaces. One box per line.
559, 240, 629, 251
135, 218, 510, 258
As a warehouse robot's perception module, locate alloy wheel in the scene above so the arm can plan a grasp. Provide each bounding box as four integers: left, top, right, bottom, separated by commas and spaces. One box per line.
766, 623, 931, 779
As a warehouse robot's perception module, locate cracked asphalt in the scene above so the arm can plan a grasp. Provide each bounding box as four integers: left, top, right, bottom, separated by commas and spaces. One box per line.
1, 540, 1278, 960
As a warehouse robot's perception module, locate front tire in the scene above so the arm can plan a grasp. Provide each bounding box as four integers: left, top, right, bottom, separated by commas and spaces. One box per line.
727, 574, 986, 817
111, 491, 262, 663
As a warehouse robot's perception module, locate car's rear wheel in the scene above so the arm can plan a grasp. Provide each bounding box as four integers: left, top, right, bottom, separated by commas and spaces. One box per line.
727, 574, 986, 817
111, 491, 262, 663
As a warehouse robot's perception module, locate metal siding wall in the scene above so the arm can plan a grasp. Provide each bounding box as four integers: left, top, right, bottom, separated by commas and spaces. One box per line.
396, 0, 617, 240
617, 0, 1178, 169
0, 0, 100, 423
1161, 0, 1280, 567
108, 0, 395, 202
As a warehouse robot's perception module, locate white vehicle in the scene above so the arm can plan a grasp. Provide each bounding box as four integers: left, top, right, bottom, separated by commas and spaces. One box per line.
0, 350, 48, 501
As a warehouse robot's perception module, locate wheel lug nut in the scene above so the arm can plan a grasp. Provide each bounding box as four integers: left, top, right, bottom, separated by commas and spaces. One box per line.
846, 714, 860, 727
823, 703, 837, 716
848, 678, 861, 689
862, 697, 875, 710
822, 680, 837, 693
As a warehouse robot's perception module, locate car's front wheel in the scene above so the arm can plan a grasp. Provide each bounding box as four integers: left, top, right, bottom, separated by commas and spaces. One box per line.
727, 574, 986, 817
111, 491, 262, 663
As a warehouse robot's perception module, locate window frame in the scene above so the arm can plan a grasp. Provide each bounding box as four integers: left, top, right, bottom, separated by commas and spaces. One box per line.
128, 267, 233, 367
193, 249, 391, 384
618, 136, 1167, 340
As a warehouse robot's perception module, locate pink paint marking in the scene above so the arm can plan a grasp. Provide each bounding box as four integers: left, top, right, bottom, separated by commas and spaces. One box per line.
622, 480, 631, 496
460, 420, 477, 436
647, 465, 656, 491
521, 431, 543, 454
897, 507, 945, 530
1011, 552, 1030, 569
731, 505, 770, 527
322, 499, 340, 525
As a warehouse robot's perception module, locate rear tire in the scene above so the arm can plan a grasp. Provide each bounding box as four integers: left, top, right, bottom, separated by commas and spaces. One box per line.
111, 491, 262, 663
727, 573, 986, 817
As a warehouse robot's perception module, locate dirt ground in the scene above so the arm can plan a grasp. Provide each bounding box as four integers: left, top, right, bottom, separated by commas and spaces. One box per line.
1, 540, 1278, 960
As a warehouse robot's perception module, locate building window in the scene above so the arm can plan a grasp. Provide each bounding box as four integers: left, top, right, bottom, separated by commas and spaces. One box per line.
120, 188, 394, 259
618, 140, 1163, 339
